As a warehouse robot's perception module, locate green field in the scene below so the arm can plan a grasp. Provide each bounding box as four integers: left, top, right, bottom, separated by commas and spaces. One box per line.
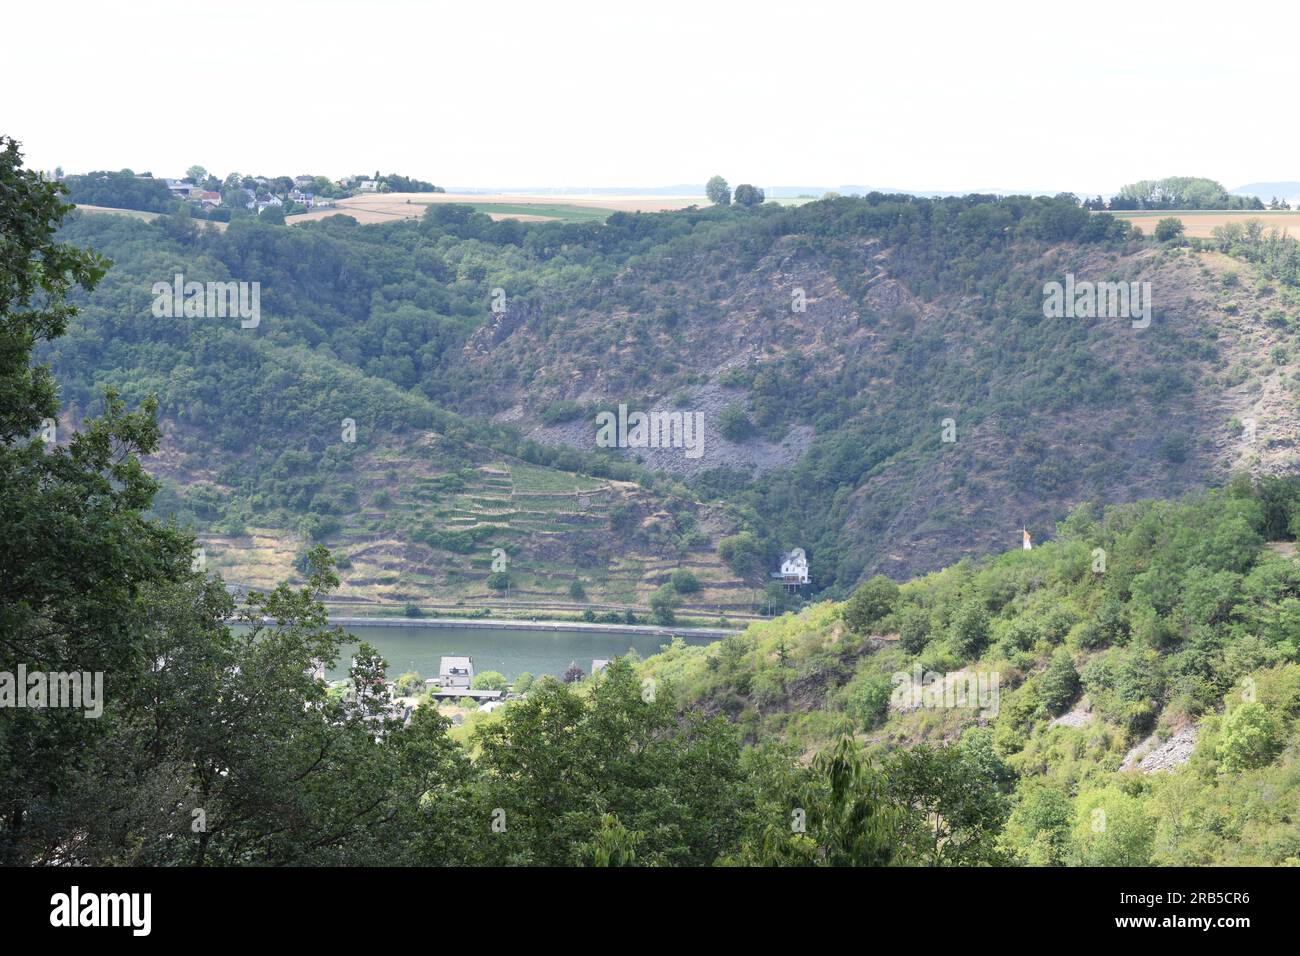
458, 202, 614, 222
509, 461, 608, 494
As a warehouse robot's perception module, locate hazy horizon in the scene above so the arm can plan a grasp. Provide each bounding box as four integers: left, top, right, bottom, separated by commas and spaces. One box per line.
10, 0, 1299, 196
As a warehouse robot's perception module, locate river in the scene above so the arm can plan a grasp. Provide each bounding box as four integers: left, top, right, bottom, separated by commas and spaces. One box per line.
324, 622, 718, 682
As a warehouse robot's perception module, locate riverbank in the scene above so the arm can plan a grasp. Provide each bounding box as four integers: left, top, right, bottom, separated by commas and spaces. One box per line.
324, 615, 741, 639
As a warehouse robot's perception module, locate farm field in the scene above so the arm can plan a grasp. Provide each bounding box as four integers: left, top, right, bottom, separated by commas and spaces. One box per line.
72, 203, 229, 230
71, 195, 703, 229
1108, 208, 1300, 238
76, 193, 827, 230
285, 191, 705, 225
72, 203, 161, 221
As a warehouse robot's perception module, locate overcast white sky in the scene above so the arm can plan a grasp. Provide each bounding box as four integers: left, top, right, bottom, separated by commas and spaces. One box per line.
6, 0, 1297, 194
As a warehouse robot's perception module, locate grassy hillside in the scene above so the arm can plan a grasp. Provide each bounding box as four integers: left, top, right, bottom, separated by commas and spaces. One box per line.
637, 477, 1300, 864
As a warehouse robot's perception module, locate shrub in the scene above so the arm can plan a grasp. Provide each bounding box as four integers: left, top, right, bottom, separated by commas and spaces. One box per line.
898, 605, 931, 654
472, 670, 509, 691
1124, 701, 1156, 740
950, 599, 990, 658
394, 671, 424, 696
541, 399, 587, 425
1159, 432, 1189, 463
1094, 600, 1128, 645
1216, 700, 1284, 772
719, 532, 765, 577
1154, 217, 1185, 242
650, 584, 679, 626
670, 568, 701, 594
750, 670, 787, 708
843, 672, 893, 729
1073, 787, 1155, 866
719, 404, 756, 442
1039, 648, 1080, 714
997, 617, 1041, 656
843, 576, 900, 634
1041, 605, 1081, 644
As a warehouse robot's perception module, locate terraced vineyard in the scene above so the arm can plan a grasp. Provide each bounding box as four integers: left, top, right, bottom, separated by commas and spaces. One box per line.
196, 434, 761, 622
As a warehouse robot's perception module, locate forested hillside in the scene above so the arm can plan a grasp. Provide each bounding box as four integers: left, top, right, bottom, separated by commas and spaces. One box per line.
8, 139, 1300, 867
640, 477, 1300, 865
47, 184, 1300, 612
46, 209, 748, 618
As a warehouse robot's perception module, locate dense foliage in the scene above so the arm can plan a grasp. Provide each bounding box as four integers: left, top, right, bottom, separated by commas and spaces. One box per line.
62, 169, 175, 212
0, 138, 1007, 867
9, 135, 1300, 865
642, 475, 1300, 864
48, 185, 1185, 590
1110, 176, 1264, 211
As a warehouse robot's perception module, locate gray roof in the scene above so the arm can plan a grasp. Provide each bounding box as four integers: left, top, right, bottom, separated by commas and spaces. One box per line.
440, 656, 473, 673
427, 687, 503, 700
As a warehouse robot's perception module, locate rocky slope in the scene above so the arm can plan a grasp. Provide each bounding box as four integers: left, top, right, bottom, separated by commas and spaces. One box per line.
456, 233, 1300, 584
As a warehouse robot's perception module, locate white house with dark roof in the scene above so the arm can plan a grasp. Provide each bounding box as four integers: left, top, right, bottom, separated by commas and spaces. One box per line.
773, 547, 810, 588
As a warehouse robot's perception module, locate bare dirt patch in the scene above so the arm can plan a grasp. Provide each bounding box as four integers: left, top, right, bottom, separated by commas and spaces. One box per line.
1112, 210, 1300, 239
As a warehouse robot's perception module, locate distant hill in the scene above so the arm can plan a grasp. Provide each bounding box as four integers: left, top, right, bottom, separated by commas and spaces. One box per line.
761, 184, 1045, 198
452, 198, 1300, 589
1234, 181, 1300, 202
444, 183, 1061, 199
